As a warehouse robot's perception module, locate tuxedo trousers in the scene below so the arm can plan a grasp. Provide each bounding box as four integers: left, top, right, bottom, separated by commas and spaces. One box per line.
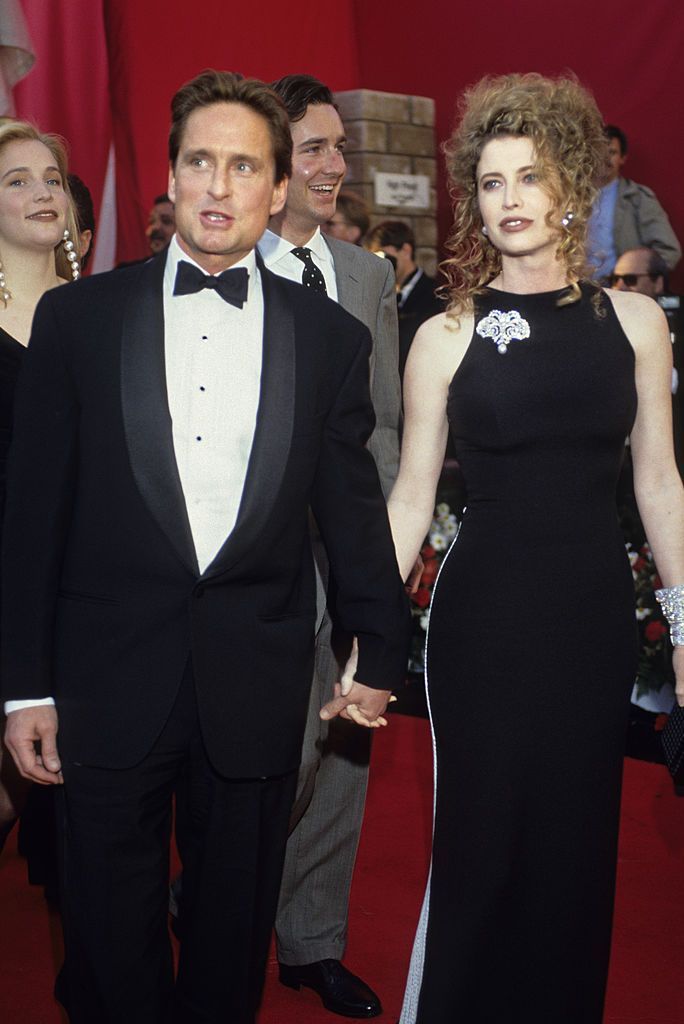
56, 661, 297, 1024
276, 609, 372, 964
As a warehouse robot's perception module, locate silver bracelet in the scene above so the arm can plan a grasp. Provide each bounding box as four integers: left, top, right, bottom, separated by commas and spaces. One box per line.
655, 584, 684, 646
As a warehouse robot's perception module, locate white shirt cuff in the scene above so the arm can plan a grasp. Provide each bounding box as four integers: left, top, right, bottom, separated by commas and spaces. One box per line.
4, 697, 56, 714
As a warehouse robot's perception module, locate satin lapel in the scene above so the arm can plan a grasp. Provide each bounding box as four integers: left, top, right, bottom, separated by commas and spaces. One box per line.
203, 260, 295, 579
120, 253, 199, 576
325, 235, 361, 316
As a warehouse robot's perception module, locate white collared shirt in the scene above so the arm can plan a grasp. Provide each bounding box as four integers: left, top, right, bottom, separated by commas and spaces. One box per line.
398, 267, 424, 309
258, 226, 338, 301
164, 235, 263, 574
5, 235, 264, 715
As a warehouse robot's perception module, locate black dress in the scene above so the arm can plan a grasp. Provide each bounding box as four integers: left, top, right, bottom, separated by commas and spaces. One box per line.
0, 325, 25, 518
401, 285, 639, 1024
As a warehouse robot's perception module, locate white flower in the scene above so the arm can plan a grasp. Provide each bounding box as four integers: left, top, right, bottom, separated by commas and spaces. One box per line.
430, 533, 447, 552
635, 607, 651, 620
420, 614, 429, 631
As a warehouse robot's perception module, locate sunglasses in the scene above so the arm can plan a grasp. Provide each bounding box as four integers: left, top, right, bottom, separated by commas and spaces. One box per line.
610, 272, 657, 287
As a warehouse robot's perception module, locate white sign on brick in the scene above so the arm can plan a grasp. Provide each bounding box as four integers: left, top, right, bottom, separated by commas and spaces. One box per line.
374, 172, 430, 209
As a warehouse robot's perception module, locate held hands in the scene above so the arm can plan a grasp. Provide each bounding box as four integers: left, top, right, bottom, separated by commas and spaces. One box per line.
4, 706, 63, 785
320, 638, 395, 728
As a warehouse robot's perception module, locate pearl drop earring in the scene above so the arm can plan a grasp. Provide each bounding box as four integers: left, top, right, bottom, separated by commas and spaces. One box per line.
63, 229, 81, 281
0, 258, 11, 306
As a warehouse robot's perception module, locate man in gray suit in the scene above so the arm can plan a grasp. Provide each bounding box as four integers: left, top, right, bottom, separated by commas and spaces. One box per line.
258, 74, 401, 1018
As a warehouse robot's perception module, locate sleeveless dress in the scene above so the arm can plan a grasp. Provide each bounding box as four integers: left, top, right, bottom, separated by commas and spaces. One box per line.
401, 284, 639, 1024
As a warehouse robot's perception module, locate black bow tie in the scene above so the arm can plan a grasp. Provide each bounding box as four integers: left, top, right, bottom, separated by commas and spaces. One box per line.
173, 260, 249, 308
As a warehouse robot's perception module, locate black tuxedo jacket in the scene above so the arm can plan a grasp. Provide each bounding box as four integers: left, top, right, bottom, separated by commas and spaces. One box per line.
0, 253, 410, 778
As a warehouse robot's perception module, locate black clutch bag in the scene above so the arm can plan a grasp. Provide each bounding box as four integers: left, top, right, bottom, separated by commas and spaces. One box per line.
662, 703, 684, 778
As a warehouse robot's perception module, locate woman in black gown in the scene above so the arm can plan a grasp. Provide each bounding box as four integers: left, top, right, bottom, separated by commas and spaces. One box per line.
388, 75, 684, 1023
0, 121, 80, 851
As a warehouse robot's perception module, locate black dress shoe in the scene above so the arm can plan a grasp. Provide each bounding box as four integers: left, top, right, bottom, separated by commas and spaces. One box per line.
279, 958, 382, 1018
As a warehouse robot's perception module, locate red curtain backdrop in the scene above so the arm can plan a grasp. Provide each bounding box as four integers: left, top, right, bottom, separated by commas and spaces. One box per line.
102, 0, 360, 262
12, 0, 684, 285
14, 0, 111, 244
355, 0, 684, 292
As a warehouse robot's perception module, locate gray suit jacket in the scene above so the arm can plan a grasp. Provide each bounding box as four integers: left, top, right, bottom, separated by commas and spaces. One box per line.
614, 176, 681, 271
323, 235, 401, 498
313, 237, 401, 629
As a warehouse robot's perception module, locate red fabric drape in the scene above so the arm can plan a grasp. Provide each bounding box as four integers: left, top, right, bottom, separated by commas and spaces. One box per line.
355, 0, 684, 291
102, 0, 360, 263
12, 1, 684, 283
14, 0, 111, 243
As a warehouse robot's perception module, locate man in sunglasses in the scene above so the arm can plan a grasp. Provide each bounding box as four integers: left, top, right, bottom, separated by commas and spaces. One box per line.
589, 125, 681, 281
611, 247, 667, 299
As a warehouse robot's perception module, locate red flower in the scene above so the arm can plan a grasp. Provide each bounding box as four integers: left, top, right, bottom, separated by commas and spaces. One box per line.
422, 545, 436, 559
412, 586, 431, 609
421, 559, 439, 587
633, 557, 646, 572
644, 620, 667, 643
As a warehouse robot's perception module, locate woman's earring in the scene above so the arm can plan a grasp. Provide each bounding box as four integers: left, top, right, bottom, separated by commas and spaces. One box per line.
63, 229, 81, 281
481, 225, 489, 237
0, 258, 11, 307
561, 211, 574, 228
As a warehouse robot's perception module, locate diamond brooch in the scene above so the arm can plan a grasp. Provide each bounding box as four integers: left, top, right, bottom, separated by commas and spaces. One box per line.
476, 309, 531, 354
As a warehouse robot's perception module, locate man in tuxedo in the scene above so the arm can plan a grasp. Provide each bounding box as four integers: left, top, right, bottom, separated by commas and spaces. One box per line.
1, 70, 410, 1024
258, 74, 401, 1018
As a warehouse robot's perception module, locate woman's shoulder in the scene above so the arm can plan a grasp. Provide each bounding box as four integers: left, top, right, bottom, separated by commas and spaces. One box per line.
412, 308, 474, 350
602, 286, 664, 325
601, 287, 669, 354
405, 308, 474, 384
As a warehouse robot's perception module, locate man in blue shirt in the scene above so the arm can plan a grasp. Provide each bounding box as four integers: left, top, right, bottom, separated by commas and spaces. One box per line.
588, 125, 680, 280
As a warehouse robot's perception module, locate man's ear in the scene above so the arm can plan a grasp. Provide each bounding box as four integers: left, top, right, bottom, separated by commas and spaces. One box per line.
270, 176, 288, 217
168, 163, 176, 204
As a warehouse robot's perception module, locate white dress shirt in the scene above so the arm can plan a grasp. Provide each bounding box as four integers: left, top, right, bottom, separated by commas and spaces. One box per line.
164, 235, 263, 574
258, 227, 338, 301
5, 235, 264, 714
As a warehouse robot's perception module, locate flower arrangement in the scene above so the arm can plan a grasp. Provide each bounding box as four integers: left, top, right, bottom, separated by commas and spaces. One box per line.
628, 541, 674, 698
408, 502, 460, 673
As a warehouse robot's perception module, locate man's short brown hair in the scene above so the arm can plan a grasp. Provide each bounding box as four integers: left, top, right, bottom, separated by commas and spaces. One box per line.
169, 69, 292, 183
335, 191, 371, 239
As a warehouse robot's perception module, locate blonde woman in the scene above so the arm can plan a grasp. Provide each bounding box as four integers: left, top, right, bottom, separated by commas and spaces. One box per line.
390, 75, 684, 1023
0, 121, 79, 850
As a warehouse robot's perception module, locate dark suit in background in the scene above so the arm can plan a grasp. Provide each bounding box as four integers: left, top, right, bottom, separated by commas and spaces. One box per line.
397, 268, 444, 381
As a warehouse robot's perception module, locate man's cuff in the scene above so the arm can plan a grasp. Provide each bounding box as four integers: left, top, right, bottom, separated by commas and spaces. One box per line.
4, 697, 56, 714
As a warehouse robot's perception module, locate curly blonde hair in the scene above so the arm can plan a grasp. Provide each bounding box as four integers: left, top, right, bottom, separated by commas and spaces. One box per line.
0, 120, 80, 281
442, 73, 607, 318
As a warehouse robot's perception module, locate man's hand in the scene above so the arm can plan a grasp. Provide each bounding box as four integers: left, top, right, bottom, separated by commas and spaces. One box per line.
406, 554, 424, 595
321, 680, 392, 728
4, 706, 62, 785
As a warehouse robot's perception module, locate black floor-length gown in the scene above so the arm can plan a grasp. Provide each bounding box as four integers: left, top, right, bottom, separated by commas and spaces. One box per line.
401, 285, 639, 1024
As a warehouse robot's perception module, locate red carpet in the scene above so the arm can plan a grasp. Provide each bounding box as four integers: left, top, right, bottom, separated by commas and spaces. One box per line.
1, 714, 683, 1023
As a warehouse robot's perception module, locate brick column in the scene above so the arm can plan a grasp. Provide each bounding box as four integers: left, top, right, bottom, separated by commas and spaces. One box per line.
334, 89, 438, 275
